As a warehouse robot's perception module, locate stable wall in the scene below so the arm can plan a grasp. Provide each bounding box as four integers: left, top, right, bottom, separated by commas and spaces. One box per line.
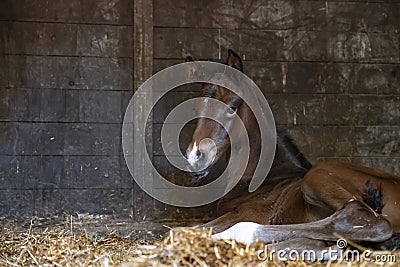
0, 0, 399, 222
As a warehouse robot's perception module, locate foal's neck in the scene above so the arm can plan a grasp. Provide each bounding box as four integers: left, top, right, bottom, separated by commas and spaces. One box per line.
242, 106, 311, 185
267, 131, 311, 180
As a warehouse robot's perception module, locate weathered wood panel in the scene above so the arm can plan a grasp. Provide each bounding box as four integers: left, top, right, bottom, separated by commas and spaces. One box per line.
0, 88, 31, 121
63, 123, 122, 156
31, 188, 134, 217
267, 94, 353, 125
0, 55, 7, 85
66, 91, 124, 123
352, 96, 400, 125
0, 156, 130, 189
154, 60, 400, 96
0, 0, 133, 25
1, 21, 132, 57
154, 0, 322, 30
154, 28, 399, 63
0, 122, 33, 155
0, 155, 132, 189
354, 126, 400, 157
0, 89, 131, 123
0, 164, 133, 217
153, 90, 355, 127
8, 56, 132, 90
285, 125, 354, 159
31, 89, 66, 121
0, 156, 63, 189
253, 62, 352, 94
0, 122, 122, 156
132, 0, 155, 223
0, 23, 7, 53
0, 189, 36, 217
154, 0, 398, 33
154, 59, 353, 94
63, 156, 133, 188
0, 0, 140, 220
352, 64, 400, 95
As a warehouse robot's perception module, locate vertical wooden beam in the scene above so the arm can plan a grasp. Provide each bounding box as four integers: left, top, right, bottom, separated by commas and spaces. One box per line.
134, 0, 153, 89
133, 0, 154, 221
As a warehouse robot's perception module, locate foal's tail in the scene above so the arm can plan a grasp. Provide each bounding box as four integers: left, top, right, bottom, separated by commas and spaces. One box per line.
362, 180, 384, 214
361, 180, 400, 250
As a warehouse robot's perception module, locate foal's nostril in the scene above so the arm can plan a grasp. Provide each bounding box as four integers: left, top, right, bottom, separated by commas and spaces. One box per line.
196, 150, 202, 160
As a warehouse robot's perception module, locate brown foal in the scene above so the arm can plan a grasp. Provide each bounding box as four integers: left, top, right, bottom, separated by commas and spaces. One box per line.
183, 50, 400, 251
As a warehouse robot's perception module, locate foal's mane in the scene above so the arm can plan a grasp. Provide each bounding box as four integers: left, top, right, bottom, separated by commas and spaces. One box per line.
276, 128, 313, 171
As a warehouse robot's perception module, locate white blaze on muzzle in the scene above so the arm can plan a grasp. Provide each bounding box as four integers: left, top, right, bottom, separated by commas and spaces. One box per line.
186, 138, 217, 172
187, 141, 199, 165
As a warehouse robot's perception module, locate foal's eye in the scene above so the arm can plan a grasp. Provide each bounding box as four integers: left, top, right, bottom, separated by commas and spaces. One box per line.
226, 106, 237, 115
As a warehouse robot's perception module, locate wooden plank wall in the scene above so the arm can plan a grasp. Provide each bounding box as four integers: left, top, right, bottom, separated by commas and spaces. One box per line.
0, 0, 136, 218
0, 0, 214, 223
152, 0, 400, 188
0, 0, 399, 224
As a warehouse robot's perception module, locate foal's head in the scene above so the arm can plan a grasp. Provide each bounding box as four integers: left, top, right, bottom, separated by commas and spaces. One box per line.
185, 50, 254, 180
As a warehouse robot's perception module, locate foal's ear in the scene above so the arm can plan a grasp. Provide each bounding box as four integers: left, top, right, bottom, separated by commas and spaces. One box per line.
226, 49, 243, 71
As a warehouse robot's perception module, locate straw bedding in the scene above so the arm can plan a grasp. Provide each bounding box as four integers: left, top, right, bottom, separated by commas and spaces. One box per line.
0, 218, 398, 267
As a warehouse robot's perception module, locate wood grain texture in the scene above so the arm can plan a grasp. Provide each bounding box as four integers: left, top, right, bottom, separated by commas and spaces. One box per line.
7, 56, 132, 90
0, 0, 133, 25
1, 21, 132, 57
354, 126, 400, 157
31, 188, 134, 218
132, 0, 154, 222
154, 0, 399, 33
154, 27, 399, 63
0, 0, 399, 222
352, 64, 400, 94
0, 122, 122, 156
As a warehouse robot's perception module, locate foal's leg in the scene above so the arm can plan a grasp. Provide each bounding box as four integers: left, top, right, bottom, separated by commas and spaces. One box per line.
213, 200, 393, 245
200, 210, 244, 233
301, 165, 356, 211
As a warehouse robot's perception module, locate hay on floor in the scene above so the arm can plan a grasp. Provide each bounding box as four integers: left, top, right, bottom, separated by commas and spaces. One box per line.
0, 219, 398, 267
